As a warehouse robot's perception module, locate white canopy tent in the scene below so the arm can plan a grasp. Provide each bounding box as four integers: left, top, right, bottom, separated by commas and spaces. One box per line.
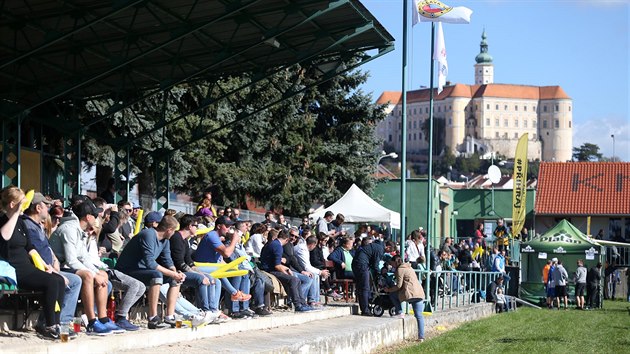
309, 184, 400, 229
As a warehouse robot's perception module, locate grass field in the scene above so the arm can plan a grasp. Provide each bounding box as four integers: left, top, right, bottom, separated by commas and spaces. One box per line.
394, 300, 630, 353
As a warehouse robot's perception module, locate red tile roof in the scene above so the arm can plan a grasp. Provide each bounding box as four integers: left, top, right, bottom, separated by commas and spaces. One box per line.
535, 162, 630, 215
375, 84, 570, 105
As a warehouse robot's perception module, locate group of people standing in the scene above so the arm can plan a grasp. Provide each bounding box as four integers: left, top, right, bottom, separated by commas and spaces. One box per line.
543, 258, 602, 310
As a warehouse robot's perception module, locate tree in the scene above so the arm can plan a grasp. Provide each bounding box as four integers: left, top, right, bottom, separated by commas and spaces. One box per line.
572, 143, 602, 161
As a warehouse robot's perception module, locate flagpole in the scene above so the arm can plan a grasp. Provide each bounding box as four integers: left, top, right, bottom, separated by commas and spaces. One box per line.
400, 0, 408, 264
424, 21, 435, 297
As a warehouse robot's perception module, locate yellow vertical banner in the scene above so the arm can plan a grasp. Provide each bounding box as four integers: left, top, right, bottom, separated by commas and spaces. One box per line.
512, 133, 528, 237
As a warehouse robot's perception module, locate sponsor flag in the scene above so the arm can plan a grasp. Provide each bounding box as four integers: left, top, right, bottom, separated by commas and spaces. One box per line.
512, 133, 529, 237
433, 22, 447, 94
415, 0, 472, 24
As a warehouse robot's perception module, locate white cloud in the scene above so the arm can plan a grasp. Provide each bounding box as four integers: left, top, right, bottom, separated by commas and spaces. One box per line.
573, 115, 629, 161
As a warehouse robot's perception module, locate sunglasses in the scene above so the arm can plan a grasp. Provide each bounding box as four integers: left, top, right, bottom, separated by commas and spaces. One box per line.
124, 208, 133, 212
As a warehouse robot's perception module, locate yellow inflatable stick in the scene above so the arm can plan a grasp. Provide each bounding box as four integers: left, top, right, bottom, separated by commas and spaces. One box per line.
195, 227, 213, 236
471, 245, 484, 260
30, 251, 47, 271
194, 256, 248, 279
133, 209, 144, 236
21, 190, 34, 211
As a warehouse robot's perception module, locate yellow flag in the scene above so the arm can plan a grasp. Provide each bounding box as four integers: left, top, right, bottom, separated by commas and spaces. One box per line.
512, 134, 528, 237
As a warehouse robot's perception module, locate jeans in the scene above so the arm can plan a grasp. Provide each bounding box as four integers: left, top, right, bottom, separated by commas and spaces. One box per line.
225, 275, 250, 313
250, 276, 265, 308
109, 270, 146, 318
410, 300, 425, 339
197, 267, 230, 311
270, 271, 306, 307
159, 283, 200, 318
307, 274, 321, 303
59, 271, 82, 323
294, 272, 313, 301
182, 272, 209, 311
389, 292, 402, 314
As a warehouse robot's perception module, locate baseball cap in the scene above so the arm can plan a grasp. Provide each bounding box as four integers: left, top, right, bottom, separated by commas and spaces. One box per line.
72, 199, 103, 218
215, 216, 235, 226
32, 192, 52, 206
144, 211, 162, 224
551, 257, 558, 263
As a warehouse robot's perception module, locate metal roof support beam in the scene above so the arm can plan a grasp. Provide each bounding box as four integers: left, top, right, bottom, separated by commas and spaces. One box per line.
1, 120, 20, 188
113, 146, 130, 203
8, 0, 263, 120
81, 0, 347, 129
62, 132, 80, 202
127, 21, 378, 148
170, 45, 393, 153
155, 156, 169, 212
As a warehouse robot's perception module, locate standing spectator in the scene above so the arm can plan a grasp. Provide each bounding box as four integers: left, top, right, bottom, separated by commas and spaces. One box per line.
585, 262, 602, 310
542, 260, 553, 308
115, 215, 185, 329
316, 211, 335, 237
553, 259, 569, 309
99, 178, 116, 204
352, 239, 393, 316
604, 261, 620, 300
276, 213, 290, 228
574, 259, 587, 310
1, 187, 66, 339
405, 230, 424, 268
546, 258, 557, 309
330, 214, 346, 237
385, 255, 426, 342
594, 229, 604, 240
492, 249, 510, 283
493, 219, 509, 252
474, 223, 486, 249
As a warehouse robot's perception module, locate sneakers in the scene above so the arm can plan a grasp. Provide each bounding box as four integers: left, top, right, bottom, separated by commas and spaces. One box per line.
295, 305, 314, 312
308, 302, 325, 310
115, 317, 140, 331
231, 290, 252, 302
35, 324, 60, 340
230, 311, 248, 319
86, 320, 113, 336
147, 316, 170, 329
102, 318, 126, 333
254, 306, 272, 316
327, 290, 343, 300
188, 313, 208, 327
163, 315, 178, 328
211, 311, 230, 324
241, 308, 259, 318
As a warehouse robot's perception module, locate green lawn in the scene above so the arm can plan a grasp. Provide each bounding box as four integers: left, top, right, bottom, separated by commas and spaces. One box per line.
395, 300, 630, 353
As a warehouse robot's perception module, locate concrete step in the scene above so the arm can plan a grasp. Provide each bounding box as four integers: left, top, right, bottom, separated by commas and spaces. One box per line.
1, 305, 355, 354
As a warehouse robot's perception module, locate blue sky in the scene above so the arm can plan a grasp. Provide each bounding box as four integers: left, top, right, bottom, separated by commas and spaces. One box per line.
359, 0, 629, 161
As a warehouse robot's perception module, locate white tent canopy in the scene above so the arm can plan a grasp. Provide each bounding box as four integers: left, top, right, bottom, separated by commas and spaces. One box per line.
309, 184, 400, 229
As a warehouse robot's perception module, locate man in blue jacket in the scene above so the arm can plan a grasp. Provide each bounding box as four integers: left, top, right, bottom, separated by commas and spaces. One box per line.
116, 215, 185, 329
352, 239, 395, 316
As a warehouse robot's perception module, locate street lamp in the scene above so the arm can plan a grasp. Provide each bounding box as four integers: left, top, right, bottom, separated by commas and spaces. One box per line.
611, 134, 615, 161
460, 174, 469, 188
377, 151, 398, 165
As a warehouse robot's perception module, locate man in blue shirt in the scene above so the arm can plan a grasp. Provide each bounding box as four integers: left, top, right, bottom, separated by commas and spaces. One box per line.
116, 215, 185, 329
260, 229, 312, 312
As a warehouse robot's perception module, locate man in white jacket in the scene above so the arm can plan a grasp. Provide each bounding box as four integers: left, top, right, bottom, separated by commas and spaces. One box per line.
50, 200, 117, 335
294, 228, 329, 307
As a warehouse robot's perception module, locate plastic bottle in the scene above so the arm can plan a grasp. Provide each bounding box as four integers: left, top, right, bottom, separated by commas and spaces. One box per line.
107, 294, 116, 321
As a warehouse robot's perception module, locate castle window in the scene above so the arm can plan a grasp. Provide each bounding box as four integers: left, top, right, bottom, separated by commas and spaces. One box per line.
533, 120, 537, 127
543, 120, 548, 128
388, 135, 392, 142
438, 106, 441, 113
533, 105, 537, 111
515, 105, 518, 111
448, 118, 452, 125
408, 134, 411, 141
503, 133, 508, 138
413, 133, 417, 140
408, 121, 412, 129
555, 119, 559, 128
555, 105, 559, 112
449, 105, 452, 110
419, 133, 423, 140
475, 104, 478, 110
495, 132, 500, 138
485, 69, 489, 73
425, 107, 429, 114
514, 133, 518, 138
524, 120, 528, 128
514, 119, 519, 127
569, 106, 571, 112
399, 134, 402, 140
495, 119, 499, 127
399, 122, 402, 129
413, 121, 417, 129
487, 104, 490, 110
486, 118, 490, 126
524, 106, 527, 112
413, 108, 417, 115
504, 119, 508, 127
496, 104, 499, 110
533, 134, 537, 139
504, 105, 508, 111
388, 122, 391, 128
569, 120, 572, 128
543, 106, 547, 112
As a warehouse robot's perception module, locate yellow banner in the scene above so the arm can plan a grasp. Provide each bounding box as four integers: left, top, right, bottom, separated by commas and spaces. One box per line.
512, 133, 528, 237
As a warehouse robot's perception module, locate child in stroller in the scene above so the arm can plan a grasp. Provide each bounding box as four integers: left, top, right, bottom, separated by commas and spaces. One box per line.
370, 264, 402, 317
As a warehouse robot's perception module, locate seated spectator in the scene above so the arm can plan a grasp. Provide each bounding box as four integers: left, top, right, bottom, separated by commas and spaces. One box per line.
115, 215, 184, 329
259, 229, 312, 312
283, 227, 314, 305
192, 216, 252, 318
21, 193, 82, 332
295, 231, 329, 307
486, 275, 504, 307
244, 223, 265, 258
496, 287, 507, 313
49, 198, 119, 335
1, 187, 66, 340
327, 237, 355, 280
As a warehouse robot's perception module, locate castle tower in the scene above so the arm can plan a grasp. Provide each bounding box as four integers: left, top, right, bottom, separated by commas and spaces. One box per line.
474, 29, 494, 85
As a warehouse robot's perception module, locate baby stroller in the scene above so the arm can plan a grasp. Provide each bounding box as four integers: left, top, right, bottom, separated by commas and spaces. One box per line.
369, 270, 399, 317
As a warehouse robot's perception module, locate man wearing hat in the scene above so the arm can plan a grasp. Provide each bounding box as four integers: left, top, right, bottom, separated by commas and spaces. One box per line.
144, 211, 162, 229
193, 216, 252, 315
50, 198, 118, 335
22, 193, 82, 332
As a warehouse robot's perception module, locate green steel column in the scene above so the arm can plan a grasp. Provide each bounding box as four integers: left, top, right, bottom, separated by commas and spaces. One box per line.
113, 146, 131, 203
400, 0, 408, 259
155, 156, 169, 212
63, 136, 79, 201
425, 22, 436, 296
2, 120, 19, 187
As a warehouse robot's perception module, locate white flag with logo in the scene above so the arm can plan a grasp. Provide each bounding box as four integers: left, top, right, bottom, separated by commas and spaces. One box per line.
433, 22, 447, 94
415, 0, 472, 24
